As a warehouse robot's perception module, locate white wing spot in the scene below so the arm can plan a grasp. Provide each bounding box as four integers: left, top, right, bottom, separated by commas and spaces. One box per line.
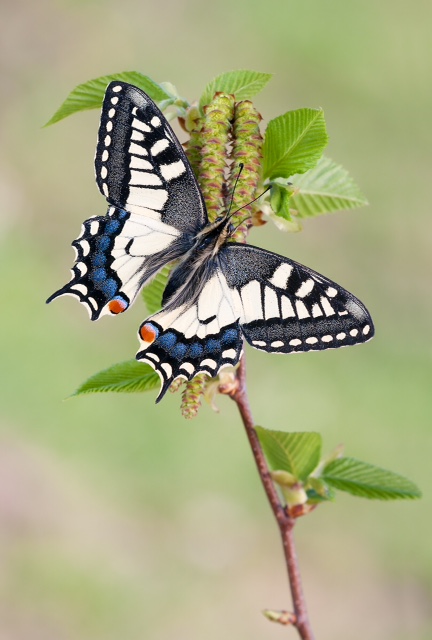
110, 97, 119, 105
336, 332, 346, 340
321, 335, 333, 343
326, 287, 338, 297
350, 329, 359, 337
79, 240, 90, 256
222, 349, 237, 359
289, 339, 302, 347
151, 139, 170, 155
100, 166, 108, 179
106, 120, 113, 132
102, 183, 109, 197
363, 324, 371, 335
339, 310, 348, 316
281, 296, 295, 318
161, 363, 173, 378
129, 142, 148, 156
312, 303, 323, 318
160, 160, 186, 181
131, 130, 145, 142
269, 263, 293, 289
305, 337, 318, 345
145, 353, 160, 363
240, 280, 264, 321
252, 340, 267, 347
130, 156, 152, 170
200, 358, 217, 370
180, 363, 195, 375
320, 296, 335, 316
71, 283, 88, 295
127, 187, 168, 211
264, 287, 279, 320
296, 278, 314, 298
295, 300, 310, 319
101, 150, 109, 162
151, 116, 161, 127
130, 170, 162, 186
132, 118, 151, 133
75, 262, 87, 276
271, 340, 284, 348
112, 85, 122, 92
89, 220, 99, 235
87, 297, 98, 309
104, 135, 112, 147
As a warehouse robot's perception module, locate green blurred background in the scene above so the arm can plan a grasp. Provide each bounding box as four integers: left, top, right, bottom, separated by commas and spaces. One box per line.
1, 0, 431, 638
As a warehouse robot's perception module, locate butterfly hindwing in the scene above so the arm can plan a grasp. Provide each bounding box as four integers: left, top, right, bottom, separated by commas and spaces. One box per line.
136, 268, 244, 401
48, 81, 207, 319
220, 244, 374, 353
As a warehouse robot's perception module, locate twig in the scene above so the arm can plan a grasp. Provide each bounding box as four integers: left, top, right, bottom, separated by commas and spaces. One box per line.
224, 355, 315, 640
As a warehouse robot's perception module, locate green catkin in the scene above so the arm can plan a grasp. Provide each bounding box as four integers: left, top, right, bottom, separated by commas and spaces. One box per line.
229, 100, 263, 243
181, 374, 207, 419
197, 93, 235, 222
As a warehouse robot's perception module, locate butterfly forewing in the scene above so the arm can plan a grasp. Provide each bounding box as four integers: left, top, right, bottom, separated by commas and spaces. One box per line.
48, 81, 206, 320
95, 82, 207, 234
220, 244, 374, 353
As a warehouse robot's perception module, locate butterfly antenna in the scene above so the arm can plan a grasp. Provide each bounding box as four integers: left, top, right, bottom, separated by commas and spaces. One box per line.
226, 163, 244, 217
228, 186, 272, 235
228, 185, 271, 220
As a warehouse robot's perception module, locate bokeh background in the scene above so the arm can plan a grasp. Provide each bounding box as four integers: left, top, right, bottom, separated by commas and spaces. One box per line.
1, 0, 431, 638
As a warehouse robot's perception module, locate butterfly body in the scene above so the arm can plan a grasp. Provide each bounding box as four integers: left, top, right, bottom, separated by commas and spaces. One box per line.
48, 81, 374, 402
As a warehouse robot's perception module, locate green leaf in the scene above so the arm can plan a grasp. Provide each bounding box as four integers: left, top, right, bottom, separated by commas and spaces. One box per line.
199, 70, 272, 110
44, 72, 173, 126
263, 109, 328, 180
142, 265, 172, 315
255, 428, 322, 481
270, 183, 294, 221
73, 360, 160, 395
322, 457, 422, 500
290, 156, 368, 218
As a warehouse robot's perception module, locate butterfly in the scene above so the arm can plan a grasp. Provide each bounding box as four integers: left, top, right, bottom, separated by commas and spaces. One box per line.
47, 81, 374, 402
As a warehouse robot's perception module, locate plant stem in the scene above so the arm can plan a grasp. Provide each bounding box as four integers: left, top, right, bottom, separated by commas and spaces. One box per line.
228, 355, 315, 640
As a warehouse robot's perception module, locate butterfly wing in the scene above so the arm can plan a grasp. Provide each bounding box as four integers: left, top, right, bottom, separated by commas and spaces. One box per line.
47, 81, 207, 320
136, 268, 244, 401
221, 244, 374, 352
136, 243, 374, 401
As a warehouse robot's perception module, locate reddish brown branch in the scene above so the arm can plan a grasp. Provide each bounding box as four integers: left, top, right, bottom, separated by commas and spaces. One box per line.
226, 355, 315, 640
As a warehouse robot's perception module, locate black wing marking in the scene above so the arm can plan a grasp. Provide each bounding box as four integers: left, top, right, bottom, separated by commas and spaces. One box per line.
48, 81, 207, 319
220, 244, 374, 353
46, 206, 189, 320
136, 269, 244, 401
95, 81, 207, 234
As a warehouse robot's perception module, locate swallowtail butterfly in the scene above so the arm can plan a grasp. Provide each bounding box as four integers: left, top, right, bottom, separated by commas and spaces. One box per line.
47, 81, 374, 401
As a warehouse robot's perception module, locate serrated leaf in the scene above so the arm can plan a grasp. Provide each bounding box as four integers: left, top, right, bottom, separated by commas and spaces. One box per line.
290, 156, 368, 218
322, 457, 422, 500
263, 109, 328, 180
255, 428, 322, 481
73, 360, 160, 395
199, 70, 272, 110
142, 265, 172, 315
45, 72, 173, 127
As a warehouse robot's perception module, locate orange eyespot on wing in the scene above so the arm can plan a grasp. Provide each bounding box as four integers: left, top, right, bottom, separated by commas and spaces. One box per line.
139, 322, 159, 344
108, 297, 129, 314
